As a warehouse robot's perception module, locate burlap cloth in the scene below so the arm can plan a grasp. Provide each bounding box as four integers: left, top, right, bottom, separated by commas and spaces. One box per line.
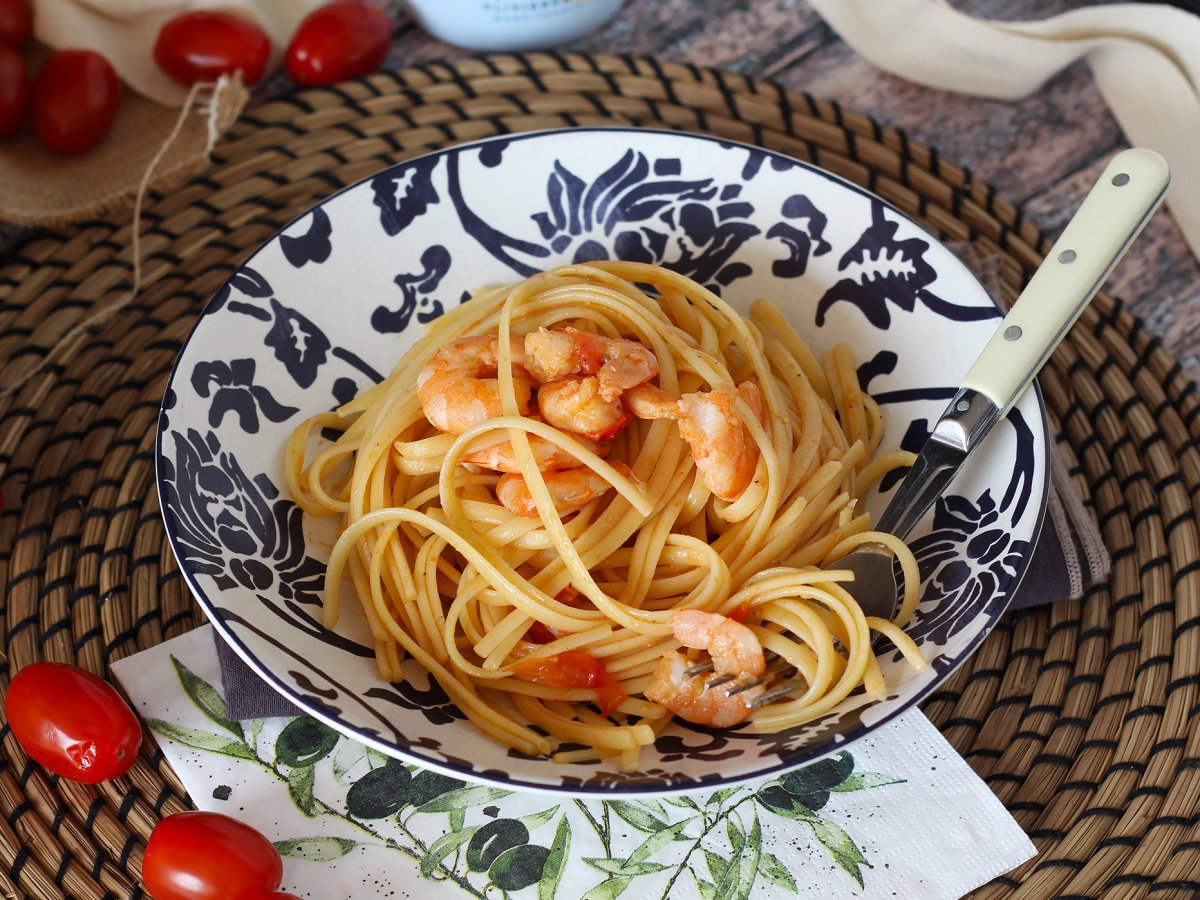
0, 66, 248, 228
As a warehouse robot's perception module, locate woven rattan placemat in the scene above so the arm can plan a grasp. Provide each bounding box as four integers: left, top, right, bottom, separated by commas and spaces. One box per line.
1, 53, 1198, 899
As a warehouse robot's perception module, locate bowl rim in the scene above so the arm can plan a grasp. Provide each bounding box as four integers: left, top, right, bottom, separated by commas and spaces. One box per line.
155, 125, 1050, 796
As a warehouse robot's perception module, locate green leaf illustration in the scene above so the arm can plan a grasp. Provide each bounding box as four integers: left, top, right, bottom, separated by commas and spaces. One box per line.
584, 858, 669, 877
830, 771, 906, 792
276, 717, 339, 767
638, 797, 669, 820
287, 763, 317, 817
245, 718, 264, 755
581, 876, 632, 900
727, 811, 762, 900
414, 785, 513, 814
714, 817, 759, 900
691, 870, 718, 900
147, 720, 255, 761
758, 851, 798, 893
331, 740, 387, 785
708, 787, 742, 809
626, 818, 692, 866
713, 842, 743, 898
368, 747, 391, 768
703, 849, 730, 884
169, 656, 243, 739
490, 844, 551, 891
664, 795, 702, 812
538, 815, 571, 900
811, 818, 868, 888
274, 836, 359, 862
420, 826, 481, 879
607, 799, 666, 833
448, 806, 466, 833
726, 817, 744, 854
519, 806, 560, 832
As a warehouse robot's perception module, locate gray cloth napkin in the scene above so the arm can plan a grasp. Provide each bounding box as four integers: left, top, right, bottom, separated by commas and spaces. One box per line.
216, 634, 303, 720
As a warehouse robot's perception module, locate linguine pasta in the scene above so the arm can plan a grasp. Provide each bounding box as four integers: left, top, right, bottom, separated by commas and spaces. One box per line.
286, 261, 926, 770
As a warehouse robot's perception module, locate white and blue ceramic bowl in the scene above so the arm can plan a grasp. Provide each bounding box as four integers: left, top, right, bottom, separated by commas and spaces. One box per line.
157, 129, 1047, 796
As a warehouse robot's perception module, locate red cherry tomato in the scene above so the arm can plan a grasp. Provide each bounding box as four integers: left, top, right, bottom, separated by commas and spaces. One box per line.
0, 44, 27, 138
0, 0, 30, 49
5, 662, 141, 783
728, 601, 752, 623
154, 11, 271, 88
30, 50, 121, 155
285, 1, 391, 87
511, 649, 627, 716
143, 812, 283, 900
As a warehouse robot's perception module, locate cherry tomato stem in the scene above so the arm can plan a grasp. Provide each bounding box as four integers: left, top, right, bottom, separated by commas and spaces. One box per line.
5, 662, 141, 783
286, 1, 392, 87
154, 11, 271, 87
143, 812, 283, 900
30, 50, 121, 155
0, 43, 27, 138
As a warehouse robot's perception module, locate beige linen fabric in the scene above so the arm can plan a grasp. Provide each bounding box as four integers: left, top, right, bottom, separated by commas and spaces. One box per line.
0, 71, 247, 227
807, 0, 1200, 261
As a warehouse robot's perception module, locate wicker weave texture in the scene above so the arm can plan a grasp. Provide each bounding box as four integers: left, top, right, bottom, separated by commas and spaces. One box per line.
1, 53, 1198, 899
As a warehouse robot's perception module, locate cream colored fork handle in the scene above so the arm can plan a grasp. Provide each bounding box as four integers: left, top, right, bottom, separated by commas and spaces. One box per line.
960, 148, 1169, 417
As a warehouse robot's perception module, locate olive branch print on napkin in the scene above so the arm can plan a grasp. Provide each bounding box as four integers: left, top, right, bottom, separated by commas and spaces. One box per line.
148, 655, 906, 898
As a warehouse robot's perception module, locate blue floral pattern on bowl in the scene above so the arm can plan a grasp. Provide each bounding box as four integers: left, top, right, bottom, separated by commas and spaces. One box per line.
156, 129, 1048, 796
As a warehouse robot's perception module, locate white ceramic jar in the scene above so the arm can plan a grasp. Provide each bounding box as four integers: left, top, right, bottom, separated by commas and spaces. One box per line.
403, 0, 625, 52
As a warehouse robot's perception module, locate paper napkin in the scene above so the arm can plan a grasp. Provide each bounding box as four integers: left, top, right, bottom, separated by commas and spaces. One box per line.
113, 626, 1036, 899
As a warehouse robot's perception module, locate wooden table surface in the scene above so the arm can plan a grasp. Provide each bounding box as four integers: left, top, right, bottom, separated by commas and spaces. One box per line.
4, 1, 1195, 378
383, 0, 1200, 380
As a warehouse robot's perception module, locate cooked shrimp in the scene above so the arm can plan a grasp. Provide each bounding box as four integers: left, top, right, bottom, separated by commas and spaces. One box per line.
524, 327, 659, 401
645, 609, 766, 727
462, 432, 603, 473
537, 377, 630, 442
625, 381, 765, 501
644, 651, 764, 728
418, 336, 534, 434
670, 609, 765, 676
496, 462, 632, 518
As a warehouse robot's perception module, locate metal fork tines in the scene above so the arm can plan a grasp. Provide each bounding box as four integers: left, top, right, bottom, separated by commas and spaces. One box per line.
748, 676, 805, 707
684, 651, 796, 703
721, 665, 804, 707
684, 651, 779, 686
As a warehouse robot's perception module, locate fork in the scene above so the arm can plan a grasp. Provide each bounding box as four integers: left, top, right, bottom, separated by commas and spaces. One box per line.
696, 147, 1170, 704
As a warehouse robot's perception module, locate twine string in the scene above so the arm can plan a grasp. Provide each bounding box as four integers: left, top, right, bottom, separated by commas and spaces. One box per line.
0, 75, 233, 402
